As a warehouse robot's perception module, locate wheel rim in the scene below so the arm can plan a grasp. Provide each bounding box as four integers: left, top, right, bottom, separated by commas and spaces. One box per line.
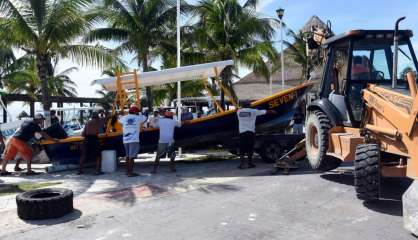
308, 123, 319, 157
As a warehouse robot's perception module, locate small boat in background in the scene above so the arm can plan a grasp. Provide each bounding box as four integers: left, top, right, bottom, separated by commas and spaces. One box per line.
41, 60, 312, 167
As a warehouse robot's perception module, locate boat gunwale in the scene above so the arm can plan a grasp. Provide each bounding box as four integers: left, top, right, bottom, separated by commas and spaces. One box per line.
41, 82, 313, 145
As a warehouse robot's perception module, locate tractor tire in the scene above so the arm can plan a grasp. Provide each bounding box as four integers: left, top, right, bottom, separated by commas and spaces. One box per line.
258, 142, 283, 163
306, 110, 339, 171
16, 188, 73, 220
354, 144, 380, 201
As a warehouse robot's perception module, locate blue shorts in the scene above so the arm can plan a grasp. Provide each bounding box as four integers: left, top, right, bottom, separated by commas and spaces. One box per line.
124, 142, 140, 158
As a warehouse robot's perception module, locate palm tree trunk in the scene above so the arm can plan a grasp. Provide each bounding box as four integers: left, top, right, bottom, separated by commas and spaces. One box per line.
37, 53, 51, 126
141, 54, 153, 111
220, 66, 237, 109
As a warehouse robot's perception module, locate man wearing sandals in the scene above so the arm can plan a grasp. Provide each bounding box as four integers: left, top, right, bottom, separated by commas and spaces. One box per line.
236, 101, 276, 169
120, 106, 147, 177
151, 111, 181, 174
1, 113, 58, 176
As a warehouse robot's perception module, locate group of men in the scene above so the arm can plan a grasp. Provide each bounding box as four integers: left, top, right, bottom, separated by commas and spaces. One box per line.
80, 106, 180, 177
0, 101, 282, 176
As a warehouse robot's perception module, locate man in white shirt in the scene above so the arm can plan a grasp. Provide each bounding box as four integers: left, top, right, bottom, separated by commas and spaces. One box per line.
120, 106, 147, 177
152, 111, 181, 174
236, 101, 275, 169
148, 110, 159, 128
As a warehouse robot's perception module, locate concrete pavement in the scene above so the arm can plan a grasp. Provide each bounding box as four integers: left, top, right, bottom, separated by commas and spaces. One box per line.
0, 153, 415, 240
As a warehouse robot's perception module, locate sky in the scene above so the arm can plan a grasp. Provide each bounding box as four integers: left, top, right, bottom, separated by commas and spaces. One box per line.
7, 0, 418, 119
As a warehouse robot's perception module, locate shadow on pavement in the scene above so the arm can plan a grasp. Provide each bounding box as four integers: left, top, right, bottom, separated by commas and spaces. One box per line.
363, 177, 413, 216
321, 171, 412, 217
320, 172, 354, 186
198, 183, 241, 194
23, 209, 82, 226
363, 199, 403, 216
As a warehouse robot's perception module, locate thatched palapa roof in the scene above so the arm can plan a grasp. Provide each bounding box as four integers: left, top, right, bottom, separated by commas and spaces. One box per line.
234, 16, 332, 101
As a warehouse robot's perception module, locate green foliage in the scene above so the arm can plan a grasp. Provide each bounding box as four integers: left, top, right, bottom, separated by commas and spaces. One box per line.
0, 0, 123, 111
189, 0, 279, 102
3, 56, 78, 98
284, 29, 323, 81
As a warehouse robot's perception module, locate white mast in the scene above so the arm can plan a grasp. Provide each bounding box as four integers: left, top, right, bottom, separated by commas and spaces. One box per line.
176, 0, 181, 120
176, 0, 182, 156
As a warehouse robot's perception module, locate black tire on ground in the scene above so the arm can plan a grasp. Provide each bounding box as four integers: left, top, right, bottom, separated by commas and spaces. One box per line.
16, 188, 74, 220
258, 142, 283, 163
354, 144, 380, 201
305, 110, 340, 171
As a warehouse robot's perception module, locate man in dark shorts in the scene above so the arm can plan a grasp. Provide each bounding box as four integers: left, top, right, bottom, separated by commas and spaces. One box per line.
152, 111, 181, 174
236, 101, 276, 169
78, 112, 106, 175
1, 114, 57, 175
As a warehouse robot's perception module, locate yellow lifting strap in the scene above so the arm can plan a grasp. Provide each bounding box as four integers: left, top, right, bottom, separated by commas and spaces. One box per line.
203, 80, 224, 113
213, 68, 238, 108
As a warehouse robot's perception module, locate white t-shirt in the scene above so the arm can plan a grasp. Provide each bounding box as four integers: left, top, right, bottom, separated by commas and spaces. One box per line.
148, 116, 159, 128
120, 114, 147, 143
237, 108, 267, 133
156, 118, 180, 144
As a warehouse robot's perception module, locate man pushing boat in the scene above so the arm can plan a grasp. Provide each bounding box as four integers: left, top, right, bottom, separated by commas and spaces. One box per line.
237, 101, 277, 169
1, 114, 58, 175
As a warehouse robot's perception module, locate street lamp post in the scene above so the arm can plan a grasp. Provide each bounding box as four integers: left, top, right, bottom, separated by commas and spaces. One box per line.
276, 8, 285, 90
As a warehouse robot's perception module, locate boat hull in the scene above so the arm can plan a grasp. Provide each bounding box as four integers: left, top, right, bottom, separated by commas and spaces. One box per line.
43, 83, 312, 165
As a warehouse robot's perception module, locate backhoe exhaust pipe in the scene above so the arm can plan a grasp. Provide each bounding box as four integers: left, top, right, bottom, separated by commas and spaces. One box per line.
392, 16, 406, 89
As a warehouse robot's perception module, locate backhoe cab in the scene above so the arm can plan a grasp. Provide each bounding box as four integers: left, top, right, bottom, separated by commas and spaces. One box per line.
305, 19, 418, 201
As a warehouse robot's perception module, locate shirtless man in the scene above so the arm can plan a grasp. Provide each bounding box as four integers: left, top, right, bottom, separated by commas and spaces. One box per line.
78, 112, 106, 175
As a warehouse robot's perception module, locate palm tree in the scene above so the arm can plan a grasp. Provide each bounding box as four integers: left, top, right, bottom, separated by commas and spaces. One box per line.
3, 56, 78, 98
190, 0, 279, 106
0, 45, 15, 88
284, 29, 322, 82
85, 0, 184, 111
0, 0, 121, 123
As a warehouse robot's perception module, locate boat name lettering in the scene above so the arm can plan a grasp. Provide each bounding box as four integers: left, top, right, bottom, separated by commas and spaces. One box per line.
268, 92, 298, 109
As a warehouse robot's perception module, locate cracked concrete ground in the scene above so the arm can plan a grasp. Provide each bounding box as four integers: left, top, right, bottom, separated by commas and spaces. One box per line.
0, 153, 415, 240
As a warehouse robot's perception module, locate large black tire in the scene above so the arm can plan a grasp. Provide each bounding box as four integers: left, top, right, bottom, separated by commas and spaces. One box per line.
16, 188, 73, 220
306, 110, 340, 171
354, 144, 380, 201
258, 142, 283, 163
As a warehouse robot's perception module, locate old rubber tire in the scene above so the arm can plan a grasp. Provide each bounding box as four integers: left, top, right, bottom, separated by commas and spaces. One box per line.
258, 142, 283, 163
16, 188, 73, 220
306, 110, 340, 171
354, 144, 380, 201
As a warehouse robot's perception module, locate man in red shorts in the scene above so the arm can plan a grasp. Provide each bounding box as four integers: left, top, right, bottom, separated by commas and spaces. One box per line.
1, 113, 57, 175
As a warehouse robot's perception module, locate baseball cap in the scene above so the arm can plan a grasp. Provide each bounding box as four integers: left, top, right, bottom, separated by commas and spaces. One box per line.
129, 106, 140, 114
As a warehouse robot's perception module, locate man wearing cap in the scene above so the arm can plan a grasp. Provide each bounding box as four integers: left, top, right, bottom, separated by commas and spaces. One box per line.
1, 113, 57, 175
120, 106, 147, 177
78, 111, 107, 175
152, 111, 181, 174
236, 101, 276, 169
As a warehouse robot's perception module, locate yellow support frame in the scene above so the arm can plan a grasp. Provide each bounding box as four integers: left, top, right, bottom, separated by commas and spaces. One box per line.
203, 79, 224, 113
